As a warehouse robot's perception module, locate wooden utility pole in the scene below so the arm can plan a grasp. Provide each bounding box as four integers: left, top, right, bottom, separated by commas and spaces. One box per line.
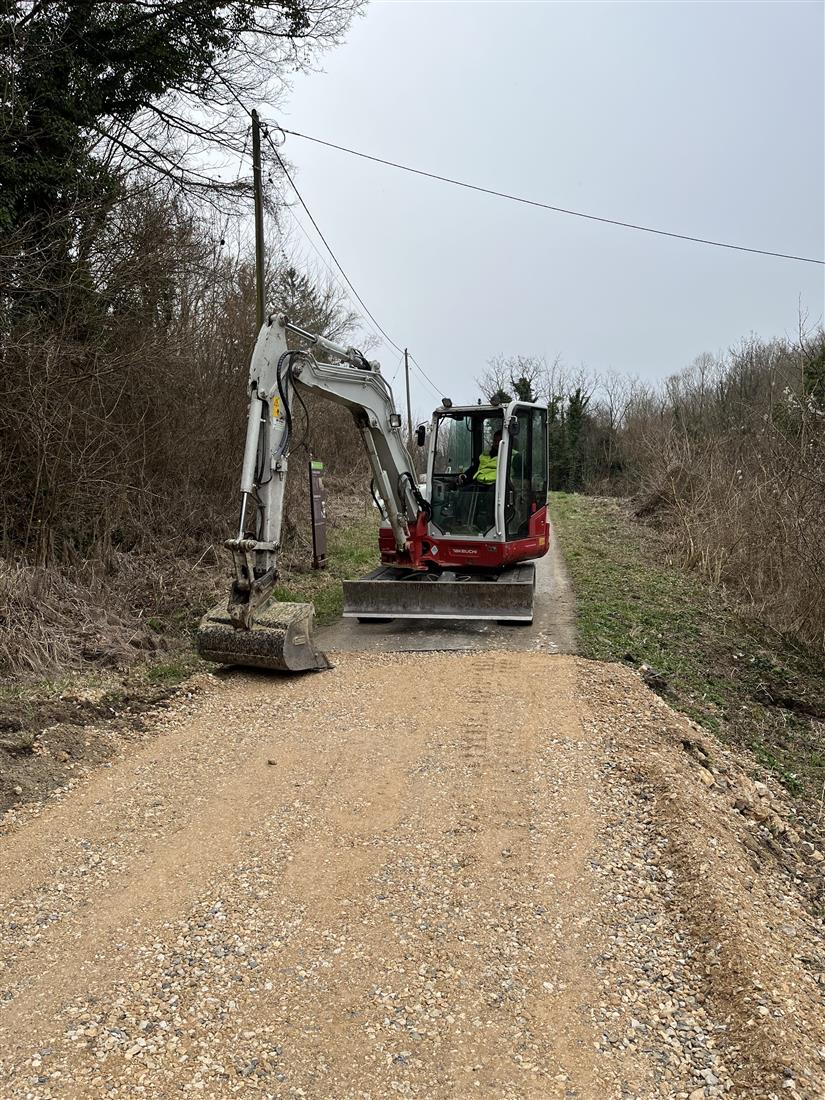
404, 348, 413, 445
251, 109, 265, 329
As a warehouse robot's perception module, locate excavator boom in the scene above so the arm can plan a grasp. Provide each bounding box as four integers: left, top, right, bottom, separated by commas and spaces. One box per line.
197, 315, 422, 672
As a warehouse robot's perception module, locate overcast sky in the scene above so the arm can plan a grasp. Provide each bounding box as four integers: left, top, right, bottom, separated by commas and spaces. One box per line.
277, 1, 824, 412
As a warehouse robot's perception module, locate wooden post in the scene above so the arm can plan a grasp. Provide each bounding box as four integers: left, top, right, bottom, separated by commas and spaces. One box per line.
404, 348, 413, 445
251, 109, 265, 330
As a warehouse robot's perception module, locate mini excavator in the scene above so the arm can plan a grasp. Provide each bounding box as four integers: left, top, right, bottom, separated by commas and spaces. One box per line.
197, 316, 550, 672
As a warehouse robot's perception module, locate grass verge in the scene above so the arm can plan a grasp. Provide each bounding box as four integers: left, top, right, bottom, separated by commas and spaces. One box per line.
550, 492, 825, 800
271, 513, 379, 625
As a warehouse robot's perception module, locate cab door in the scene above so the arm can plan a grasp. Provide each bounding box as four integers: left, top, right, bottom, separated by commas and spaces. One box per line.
504, 405, 548, 541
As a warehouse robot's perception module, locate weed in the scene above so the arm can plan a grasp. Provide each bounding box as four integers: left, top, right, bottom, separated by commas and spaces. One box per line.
144, 656, 202, 686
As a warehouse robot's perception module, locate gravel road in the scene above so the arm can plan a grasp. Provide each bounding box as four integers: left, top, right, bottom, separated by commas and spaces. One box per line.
1, 653, 823, 1099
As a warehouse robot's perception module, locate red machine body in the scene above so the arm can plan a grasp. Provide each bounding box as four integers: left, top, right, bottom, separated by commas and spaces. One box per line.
378, 504, 550, 571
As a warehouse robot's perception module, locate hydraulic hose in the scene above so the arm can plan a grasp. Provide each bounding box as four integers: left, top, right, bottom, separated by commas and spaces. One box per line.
274, 350, 295, 459
398, 470, 431, 519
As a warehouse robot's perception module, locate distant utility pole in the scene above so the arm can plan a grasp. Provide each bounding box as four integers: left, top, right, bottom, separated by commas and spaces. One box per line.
404, 348, 413, 445
251, 109, 265, 330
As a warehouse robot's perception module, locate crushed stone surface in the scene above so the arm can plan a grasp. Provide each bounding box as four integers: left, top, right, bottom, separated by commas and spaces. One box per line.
0, 652, 823, 1099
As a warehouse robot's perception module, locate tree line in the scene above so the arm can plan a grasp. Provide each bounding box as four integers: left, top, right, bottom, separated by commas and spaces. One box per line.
481, 329, 825, 649
1, 1, 368, 568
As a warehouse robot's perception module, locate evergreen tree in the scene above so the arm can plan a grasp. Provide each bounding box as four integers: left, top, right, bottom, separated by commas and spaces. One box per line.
564, 387, 591, 490
512, 376, 535, 401
2, 2, 359, 250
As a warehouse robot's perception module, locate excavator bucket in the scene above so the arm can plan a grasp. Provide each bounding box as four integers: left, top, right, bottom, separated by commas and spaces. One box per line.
196, 599, 331, 672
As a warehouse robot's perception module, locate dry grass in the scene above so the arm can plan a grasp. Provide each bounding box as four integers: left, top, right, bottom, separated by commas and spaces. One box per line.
551, 492, 825, 802
0, 494, 375, 678
0, 554, 220, 677
600, 334, 825, 651
0, 562, 93, 673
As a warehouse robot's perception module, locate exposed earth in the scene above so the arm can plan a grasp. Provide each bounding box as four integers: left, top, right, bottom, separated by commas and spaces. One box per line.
1, 651, 824, 1099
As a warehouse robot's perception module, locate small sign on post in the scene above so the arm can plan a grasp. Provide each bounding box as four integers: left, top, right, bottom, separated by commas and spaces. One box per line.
309, 460, 328, 569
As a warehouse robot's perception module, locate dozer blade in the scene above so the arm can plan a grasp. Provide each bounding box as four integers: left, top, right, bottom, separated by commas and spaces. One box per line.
343, 564, 536, 623
197, 599, 331, 672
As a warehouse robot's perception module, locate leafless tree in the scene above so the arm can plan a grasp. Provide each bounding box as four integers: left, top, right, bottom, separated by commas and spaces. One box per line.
5, 1, 364, 210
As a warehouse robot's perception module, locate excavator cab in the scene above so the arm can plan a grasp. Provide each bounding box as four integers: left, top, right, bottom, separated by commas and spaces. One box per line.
347, 400, 549, 623
411, 400, 549, 569
429, 410, 502, 536
427, 405, 549, 544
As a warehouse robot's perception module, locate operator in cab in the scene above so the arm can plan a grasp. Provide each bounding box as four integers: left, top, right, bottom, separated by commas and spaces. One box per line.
456, 430, 502, 489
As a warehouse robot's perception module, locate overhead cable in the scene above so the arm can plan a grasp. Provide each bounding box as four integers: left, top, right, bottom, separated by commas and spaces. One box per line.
409, 353, 442, 399
390, 351, 405, 384
282, 202, 392, 354
411, 367, 442, 405
278, 127, 825, 266
196, 74, 439, 383
262, 128, 405, 355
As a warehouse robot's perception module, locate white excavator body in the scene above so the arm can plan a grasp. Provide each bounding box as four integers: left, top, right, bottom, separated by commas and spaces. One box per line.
197, 316, 549, 672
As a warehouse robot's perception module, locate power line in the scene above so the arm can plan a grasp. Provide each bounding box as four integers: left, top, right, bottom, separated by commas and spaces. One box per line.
390, 351, 405, 384
195, 75, 441, 385
411, 368, 442, 405
282, 201, 392, 355
201, 67, 405, 354
272, 154, 397, 354
276, 156, 422, 369
278, 197, 436, 398
279, 127, 825, 267
261, 128, 405, 355
414, 371, 442, 406
409, 353, 442, 401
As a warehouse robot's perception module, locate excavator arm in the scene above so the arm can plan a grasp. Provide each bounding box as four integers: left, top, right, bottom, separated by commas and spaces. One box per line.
197, 315, 425, 672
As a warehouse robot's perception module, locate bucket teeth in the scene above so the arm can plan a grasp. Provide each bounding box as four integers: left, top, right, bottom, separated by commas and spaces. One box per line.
197, 600, 331, 672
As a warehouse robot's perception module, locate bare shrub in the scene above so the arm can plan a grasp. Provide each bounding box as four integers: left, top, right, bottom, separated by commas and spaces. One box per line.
0, 188, 371, 562
0, 185, 380, 673
612, 332, 825, 648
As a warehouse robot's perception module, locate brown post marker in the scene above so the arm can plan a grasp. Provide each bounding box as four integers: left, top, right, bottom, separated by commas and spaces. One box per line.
309, 460, 328, 569
251, 109, 265, 330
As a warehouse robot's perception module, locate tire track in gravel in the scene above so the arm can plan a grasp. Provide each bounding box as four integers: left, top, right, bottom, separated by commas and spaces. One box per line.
0, 660, 427, 1058
2, 652, 824, 1099
438, 653, 602, 1097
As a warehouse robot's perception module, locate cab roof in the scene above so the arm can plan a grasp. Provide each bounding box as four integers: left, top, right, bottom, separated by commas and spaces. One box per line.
434, 400, 546, 416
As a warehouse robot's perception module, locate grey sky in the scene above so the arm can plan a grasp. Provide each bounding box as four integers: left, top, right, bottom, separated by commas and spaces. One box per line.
279, 1, 824, 412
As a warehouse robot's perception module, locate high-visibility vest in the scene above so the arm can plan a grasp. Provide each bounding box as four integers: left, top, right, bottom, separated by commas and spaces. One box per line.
474, 453, 498, 484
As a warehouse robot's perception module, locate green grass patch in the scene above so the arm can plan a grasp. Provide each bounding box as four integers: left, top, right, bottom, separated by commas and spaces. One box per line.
271, 514, 379, 626
550, 492, 825, 799
143, 654, 203, 686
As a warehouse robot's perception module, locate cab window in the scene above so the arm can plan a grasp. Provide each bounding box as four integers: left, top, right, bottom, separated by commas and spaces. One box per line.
430, 410, 503, 536
505, 406, 547, 538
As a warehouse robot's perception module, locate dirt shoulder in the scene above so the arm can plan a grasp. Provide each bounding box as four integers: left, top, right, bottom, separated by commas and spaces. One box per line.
0, 513, 379, 816
550, 492, 825, 810
1, 653, 823, 1099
